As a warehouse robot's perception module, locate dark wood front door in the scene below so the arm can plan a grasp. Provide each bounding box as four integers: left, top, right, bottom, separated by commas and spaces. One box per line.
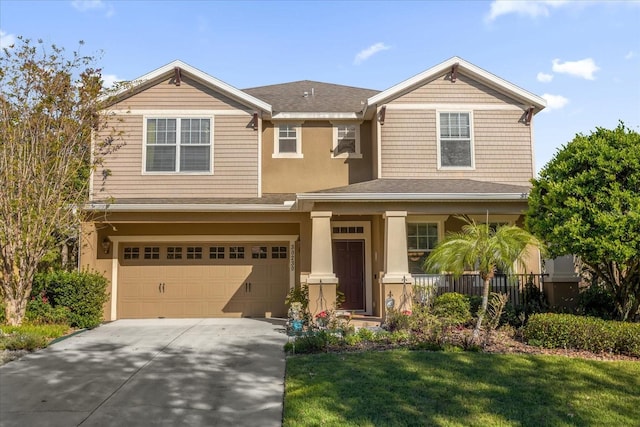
333, 240, 364, 310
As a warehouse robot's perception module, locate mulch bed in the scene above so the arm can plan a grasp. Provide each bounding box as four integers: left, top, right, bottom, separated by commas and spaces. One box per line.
315, 328, 639, 362
482, 329, 638, 362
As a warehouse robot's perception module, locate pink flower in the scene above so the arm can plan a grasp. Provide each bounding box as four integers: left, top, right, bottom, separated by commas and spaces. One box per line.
315, 310, 328, 319
402, 310, 412, 316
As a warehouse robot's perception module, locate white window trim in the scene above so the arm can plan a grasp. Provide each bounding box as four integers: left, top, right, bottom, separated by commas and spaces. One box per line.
330, 122, 362, 159
406, 216, 446, 251
142, 115, 214, 175
436, 110, 475, 170
272, 122, 303, 159
406, 216, 446, 275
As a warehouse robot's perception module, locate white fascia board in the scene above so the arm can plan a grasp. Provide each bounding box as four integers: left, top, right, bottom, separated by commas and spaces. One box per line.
365, 56, 547, 112
85, 201, 296, 212
271, 112, 362, 120
105, 60, 272, 113
296, 192, 529, 201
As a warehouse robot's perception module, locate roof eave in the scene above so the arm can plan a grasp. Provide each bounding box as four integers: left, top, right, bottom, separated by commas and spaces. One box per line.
364, 56, 547, 114
271, 112, 364, 120
295, 192, 529, 201
103, 60, 272, 113
85, 201, 296, 212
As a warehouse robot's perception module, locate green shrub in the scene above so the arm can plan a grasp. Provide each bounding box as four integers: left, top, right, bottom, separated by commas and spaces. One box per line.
467, 295, 482, 316
524, 313, 640, 357
577, 284, 616, 320
383, 308, 412, 332
388, 330, 411, 344
33, 270, 108, 329
0, 333, 48, 351
343, 333, 363, 346
285, 331, 333, 354
433, 293, 472, 326
0, 302, 5, 323
25, 294, 70, 324
518, 280, 548, 320
356, 327, 375, 341
0, 323, 69, 339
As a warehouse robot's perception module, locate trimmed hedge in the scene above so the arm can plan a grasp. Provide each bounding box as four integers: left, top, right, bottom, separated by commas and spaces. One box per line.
32, 271, 108, 329
523, 313, 640, 357
432, 292, 472, 326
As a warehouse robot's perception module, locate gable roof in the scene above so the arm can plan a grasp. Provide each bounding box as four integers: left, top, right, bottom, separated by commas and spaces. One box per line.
105, 60, 272, 113
365, 56, 546, 115
244, 80, 379, 119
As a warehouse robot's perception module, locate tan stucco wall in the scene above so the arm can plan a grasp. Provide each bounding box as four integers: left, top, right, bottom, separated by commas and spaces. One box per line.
80, 222, 113, 320
261, 121, 373, 193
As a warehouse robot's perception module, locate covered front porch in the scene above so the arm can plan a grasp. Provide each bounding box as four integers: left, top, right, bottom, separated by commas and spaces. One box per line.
295, 179, 539, 319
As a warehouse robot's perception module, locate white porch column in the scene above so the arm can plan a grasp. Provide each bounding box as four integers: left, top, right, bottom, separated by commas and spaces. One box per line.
382, 211, 413, 284
382, 211, 413, 315
307, 211, 338, 284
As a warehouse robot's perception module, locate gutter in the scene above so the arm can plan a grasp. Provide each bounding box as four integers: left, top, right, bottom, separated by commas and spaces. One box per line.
295, 193, 529, 201
270, 112, 363, 120
85, 200, 296, 212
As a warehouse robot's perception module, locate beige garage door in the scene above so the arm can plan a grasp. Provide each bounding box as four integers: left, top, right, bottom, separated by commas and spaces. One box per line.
117, 243, 290, 318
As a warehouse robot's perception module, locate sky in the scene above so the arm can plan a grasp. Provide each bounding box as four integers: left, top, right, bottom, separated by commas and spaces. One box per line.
1, 0, 639, 173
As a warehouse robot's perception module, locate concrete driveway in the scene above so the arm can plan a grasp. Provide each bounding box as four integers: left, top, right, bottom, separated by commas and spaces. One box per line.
0, 318, 288, 427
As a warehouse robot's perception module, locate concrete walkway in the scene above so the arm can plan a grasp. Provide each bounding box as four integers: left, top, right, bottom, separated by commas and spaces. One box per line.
0, 318, 288, 427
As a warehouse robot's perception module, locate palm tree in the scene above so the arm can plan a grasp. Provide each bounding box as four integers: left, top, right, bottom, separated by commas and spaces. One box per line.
424, 216, 542, 342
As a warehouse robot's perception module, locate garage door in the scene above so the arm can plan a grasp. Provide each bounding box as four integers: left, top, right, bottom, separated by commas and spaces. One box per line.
117, 243, 289, 318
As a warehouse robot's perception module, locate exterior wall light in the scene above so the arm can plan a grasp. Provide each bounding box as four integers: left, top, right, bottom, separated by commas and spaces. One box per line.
101, 237, 112, 254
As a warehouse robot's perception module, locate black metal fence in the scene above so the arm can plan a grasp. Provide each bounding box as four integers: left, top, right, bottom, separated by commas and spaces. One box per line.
413, 273, 547, 307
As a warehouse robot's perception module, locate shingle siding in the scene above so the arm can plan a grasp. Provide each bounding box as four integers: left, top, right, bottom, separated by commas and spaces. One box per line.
111, 76, 250, 111
92, 114, 259, 200
380, 108, 533, 185
392, 73, 521, 106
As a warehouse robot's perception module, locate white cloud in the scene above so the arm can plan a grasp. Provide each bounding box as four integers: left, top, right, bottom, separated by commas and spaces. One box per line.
537, 72, 554, 83
101, 74, 121, 89
541, 93, 569, 110
70, 0, 114, 17
552, 58, 600, 80
353, 42, 390, 65
71, 0, 104, 11
0, 30, 16, 49
625, 51, 636, 60
486, 0, 568, 22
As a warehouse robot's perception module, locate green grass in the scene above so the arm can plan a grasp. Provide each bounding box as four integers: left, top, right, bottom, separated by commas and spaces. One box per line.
0, 323, 70, 351
284, 350, 640, 427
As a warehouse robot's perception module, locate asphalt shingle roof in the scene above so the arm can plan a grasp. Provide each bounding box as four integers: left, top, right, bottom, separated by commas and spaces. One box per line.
308, 179, 531, 194
243, 80, 379, 114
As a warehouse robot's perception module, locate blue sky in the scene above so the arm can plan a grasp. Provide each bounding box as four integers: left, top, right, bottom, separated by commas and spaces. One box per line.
1, 0, 639, 173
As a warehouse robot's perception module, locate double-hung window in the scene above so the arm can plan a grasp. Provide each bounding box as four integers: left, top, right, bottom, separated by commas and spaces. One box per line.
332, 123, 362, 158
438, 112, 473, 169
407, 223, 439, 274
145, 118, 211, 172
273, 123, 303, 158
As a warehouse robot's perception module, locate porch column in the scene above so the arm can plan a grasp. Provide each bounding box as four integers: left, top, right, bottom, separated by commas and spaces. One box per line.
382, 211, 414, 314
307, 211, 338, 316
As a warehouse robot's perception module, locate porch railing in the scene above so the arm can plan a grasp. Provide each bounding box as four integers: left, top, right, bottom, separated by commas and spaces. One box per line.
412, 273, 547, 308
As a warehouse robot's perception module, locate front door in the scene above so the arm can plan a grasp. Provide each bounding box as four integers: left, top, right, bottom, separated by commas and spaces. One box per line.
333, 240, 364, 310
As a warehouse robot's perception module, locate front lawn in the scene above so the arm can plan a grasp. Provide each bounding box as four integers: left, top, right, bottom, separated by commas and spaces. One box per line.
284, 350, 640, 426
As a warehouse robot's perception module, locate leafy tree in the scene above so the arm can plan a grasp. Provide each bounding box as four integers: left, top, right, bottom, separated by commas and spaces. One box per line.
424, 217, 541, 342
526, 123, 640, 321
0, 37, 120, 325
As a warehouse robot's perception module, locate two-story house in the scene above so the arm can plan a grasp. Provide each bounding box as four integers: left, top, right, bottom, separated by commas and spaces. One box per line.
81, 57, 546, 321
